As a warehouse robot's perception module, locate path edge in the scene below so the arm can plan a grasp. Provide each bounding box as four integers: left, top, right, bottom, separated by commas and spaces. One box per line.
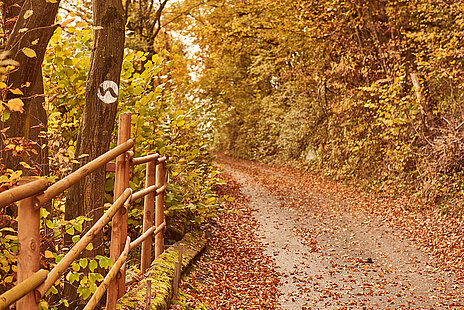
117, 231, 206, 309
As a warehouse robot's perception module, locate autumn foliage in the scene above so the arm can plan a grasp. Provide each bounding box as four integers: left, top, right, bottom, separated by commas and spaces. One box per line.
171, 0, 464, 213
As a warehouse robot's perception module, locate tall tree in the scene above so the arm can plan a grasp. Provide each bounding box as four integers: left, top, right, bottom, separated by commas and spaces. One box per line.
62, 0, 125, 307
64, 0, 126, 260
0, 0, 60, 175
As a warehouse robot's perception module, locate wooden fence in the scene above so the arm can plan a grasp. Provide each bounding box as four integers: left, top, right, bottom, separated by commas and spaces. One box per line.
0, 112, 167, 310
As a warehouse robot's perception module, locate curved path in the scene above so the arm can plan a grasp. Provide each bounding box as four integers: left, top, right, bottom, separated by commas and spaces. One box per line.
221, 156, 462, 310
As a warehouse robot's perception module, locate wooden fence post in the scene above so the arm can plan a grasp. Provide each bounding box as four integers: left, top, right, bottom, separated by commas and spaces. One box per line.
145, 279, 152, 310
140, 157, 155, 274
154, 160, 165, 258
107, 113, 131, 309
173, 243, 183, 297
16, 177, 41, 310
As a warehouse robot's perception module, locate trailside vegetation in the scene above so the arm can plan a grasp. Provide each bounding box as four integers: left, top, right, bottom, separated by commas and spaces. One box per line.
173, 0, 464, 214
0, 1, 221, 308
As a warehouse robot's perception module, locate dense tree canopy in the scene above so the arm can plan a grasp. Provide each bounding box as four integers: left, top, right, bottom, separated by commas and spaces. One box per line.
170, 0, 464, 212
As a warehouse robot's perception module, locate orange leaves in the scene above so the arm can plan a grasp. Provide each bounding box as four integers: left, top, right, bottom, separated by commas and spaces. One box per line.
6, 98, 24, 112
170, 173, 280, 310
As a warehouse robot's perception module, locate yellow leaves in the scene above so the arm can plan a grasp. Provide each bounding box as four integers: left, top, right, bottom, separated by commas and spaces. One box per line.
9, 88, 23, 95
44, 250, 54, 258
21, 47, 36, 58
5, 65, 16, 72
39, 301, 49, 309
19, 161, 31, 169
9, 170, 22, 183
23, 10, 33, 19
6, 98, 24, 112
75, 21, 88, 28
4, 276, 13, 283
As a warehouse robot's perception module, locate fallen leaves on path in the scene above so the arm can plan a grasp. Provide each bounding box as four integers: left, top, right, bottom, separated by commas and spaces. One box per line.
170, 155, 463, 309
216, 154, 464, 309
170, 174, 280, 310
218, 155, 464, 280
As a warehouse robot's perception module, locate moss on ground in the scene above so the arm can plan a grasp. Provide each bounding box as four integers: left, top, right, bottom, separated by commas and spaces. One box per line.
117, 231, 205, 310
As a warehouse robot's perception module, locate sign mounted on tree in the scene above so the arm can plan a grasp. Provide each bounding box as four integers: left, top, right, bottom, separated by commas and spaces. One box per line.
97, 81, 119, 104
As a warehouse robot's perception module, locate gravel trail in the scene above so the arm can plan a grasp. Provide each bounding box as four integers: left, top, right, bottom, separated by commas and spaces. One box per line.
172, 155, 463, 310
222, 156, 463, 310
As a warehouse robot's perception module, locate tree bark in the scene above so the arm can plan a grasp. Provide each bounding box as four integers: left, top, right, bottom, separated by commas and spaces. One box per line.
66, 0, 126, 250
64, 1, 125, 307
0, 0, 58, 174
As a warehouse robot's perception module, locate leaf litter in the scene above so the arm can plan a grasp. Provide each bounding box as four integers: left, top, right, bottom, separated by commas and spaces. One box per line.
170, 172, 280, 310
171, 155, 464, 309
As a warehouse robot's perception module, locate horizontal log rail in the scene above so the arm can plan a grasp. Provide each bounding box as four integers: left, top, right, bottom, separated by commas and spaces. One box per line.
36, 140, 134, 207
130, 221, 166, 251
1, 112, 169, 310
131, 184, 166, 203
37, 188, 133, 298
132, 153, 159, 166
0, 178, 49, 209
156, 184, 167, 195
83, 237, 131, 310
105, 154, 165, 172
0, 270, 48, 310
131, 185, 158, 202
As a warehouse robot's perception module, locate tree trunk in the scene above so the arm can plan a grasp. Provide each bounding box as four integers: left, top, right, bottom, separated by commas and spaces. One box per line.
410, 72, 440, 137
64, 0, 125, 307
0, 0, 58, 174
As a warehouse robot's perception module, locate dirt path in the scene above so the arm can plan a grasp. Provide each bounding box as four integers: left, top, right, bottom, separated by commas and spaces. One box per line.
172, 156, 463, 309
223, 155, 463, 309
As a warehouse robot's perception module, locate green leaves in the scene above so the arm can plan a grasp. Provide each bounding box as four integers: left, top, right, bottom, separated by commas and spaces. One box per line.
95, 255, 113, 269
89, 259, 98, 272
79, 258, 88, 269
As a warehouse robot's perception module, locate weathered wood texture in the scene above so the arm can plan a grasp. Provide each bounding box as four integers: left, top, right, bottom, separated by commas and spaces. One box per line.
107, 112, 131, 308
155, 160, 166, 258
141, 158, 156, 274
16, 183, 40, 310
0, 177, 48, 209
0, 269, 48, 310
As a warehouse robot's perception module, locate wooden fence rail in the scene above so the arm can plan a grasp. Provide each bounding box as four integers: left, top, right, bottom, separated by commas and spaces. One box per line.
0, 112, 168, 310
